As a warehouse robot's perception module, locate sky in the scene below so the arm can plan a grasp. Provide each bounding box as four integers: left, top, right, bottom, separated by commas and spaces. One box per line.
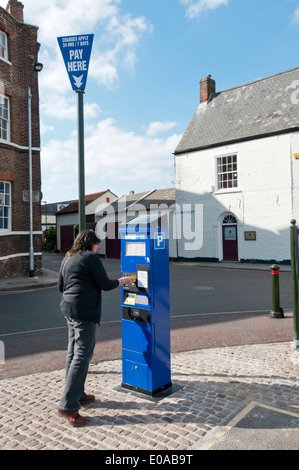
2, 0, 299, 203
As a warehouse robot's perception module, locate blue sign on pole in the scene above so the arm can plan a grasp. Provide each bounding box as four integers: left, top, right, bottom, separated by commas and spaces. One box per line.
57, 34, 94, 91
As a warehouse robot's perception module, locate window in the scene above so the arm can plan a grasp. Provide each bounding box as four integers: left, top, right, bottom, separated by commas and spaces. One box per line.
0, 181, 11, 230
217, 154, 238, 190
0, 31, 8, 61
0, 95, 9, 141
223, 215, 237, 224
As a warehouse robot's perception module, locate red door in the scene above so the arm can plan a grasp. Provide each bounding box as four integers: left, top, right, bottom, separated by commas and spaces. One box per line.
105, 222, 120, 258
222, 225, 238, 261
60, 225, 74, 253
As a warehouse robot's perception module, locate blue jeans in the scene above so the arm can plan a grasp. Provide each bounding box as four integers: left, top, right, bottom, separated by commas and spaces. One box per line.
59, 319, 96, 411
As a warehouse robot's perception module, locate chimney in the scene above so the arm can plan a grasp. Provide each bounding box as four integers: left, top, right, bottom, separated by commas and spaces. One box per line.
6, 0, 24, 22
200, 75, 215, 104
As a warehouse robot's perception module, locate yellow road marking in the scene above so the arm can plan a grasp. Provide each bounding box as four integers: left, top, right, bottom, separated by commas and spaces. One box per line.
199, 401, 299, 450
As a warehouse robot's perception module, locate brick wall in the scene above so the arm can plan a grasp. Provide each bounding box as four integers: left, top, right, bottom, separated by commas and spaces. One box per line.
0, 1, 42, 277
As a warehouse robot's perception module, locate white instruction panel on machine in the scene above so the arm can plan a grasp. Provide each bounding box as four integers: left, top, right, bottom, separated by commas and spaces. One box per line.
125, 242, 146, 257
137, 270, 149, 289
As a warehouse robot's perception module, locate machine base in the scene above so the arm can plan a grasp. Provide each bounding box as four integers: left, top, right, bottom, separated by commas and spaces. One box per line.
118, 382, 182, 401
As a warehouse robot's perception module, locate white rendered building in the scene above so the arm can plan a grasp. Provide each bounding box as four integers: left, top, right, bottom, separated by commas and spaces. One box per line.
174, 69, 299, 263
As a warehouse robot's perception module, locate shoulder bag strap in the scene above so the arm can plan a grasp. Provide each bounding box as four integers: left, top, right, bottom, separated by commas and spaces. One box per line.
62, 256, 71, 277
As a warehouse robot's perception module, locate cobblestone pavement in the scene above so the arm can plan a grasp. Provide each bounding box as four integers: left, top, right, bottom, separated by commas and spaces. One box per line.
0, 341, 298, 450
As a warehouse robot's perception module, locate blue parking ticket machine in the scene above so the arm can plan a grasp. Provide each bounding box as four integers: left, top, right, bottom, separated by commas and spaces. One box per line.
119, 214, 171, 396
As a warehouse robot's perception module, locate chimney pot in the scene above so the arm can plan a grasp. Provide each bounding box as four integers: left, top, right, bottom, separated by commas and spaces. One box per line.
6, 0, 24, 23
200, 75, 216, 104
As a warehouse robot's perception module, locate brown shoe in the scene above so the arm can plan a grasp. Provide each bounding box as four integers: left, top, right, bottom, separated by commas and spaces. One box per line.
79, 394, 95, 404
58, 409, 86, 427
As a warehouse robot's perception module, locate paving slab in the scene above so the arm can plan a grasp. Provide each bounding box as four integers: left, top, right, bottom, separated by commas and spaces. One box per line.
0, 342, 298, 451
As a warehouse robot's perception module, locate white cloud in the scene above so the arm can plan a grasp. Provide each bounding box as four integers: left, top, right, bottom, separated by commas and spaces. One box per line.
40, 122, 54, 136
0, 0, 178, 201
24, 0, 153, 93
89, 53, 119, 88
146, 121, 177, 137
41, 118, 181, 201
180, 0, 228, 19
22, 0, 122, 47
4, 0, 152, 128
292, 6, 299, 23
41, 136, 78, 199
85, 118, 179, 177
26, 0, 153, 144
89, 14, 152, 88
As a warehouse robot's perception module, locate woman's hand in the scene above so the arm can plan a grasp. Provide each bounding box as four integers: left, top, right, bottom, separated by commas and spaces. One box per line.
118, 277, 135, 286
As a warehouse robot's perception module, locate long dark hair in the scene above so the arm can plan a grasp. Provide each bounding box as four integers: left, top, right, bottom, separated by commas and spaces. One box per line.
67, 230, 100, 256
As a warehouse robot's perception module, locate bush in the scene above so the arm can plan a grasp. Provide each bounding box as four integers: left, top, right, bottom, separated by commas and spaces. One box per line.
43, 227, 56, 251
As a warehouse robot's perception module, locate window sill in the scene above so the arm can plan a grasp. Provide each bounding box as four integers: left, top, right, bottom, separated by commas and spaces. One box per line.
0, 57, 12, 66
214, 188, 241, 195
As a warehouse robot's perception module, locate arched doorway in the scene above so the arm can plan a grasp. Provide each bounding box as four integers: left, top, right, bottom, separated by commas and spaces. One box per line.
221, 214, 238, 261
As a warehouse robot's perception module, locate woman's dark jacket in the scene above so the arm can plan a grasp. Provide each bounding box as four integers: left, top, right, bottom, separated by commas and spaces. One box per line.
58, 252, 119, 323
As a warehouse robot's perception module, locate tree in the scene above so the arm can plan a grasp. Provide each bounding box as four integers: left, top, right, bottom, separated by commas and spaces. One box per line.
43, 227, 56, 251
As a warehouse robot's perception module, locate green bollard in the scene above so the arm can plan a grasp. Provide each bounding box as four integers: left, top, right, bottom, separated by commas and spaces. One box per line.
269, 264, 284, 318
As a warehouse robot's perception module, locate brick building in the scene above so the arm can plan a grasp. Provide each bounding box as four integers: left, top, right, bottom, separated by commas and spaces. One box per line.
0, 1, 42, 277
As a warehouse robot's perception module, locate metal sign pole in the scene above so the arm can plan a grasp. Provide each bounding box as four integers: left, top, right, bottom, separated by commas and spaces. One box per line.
77, 90, 86, 232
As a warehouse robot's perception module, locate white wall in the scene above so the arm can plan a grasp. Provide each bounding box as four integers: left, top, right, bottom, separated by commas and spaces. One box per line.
175, 132, 299, 262
87, 191, 117, 215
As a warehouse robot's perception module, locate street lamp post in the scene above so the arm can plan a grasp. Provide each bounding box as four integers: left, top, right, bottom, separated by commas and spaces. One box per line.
28, 61, 43, 277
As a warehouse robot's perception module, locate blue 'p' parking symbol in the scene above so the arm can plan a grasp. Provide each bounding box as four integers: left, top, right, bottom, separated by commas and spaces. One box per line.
154, 232, 165, 249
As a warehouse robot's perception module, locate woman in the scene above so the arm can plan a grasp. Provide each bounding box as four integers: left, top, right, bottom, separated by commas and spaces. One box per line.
57, 229, 133, 427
